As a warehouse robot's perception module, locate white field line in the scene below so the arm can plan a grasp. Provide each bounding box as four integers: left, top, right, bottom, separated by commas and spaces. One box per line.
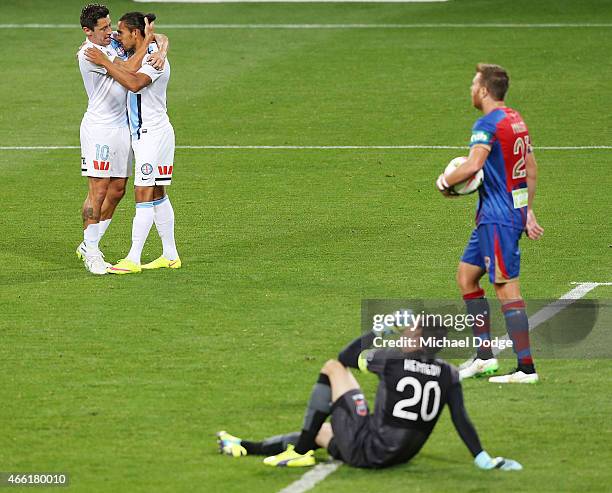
136, 0, 448, 3
277, 461, 342, 493
1, 145, 612, 151
2, 23, 612, 29
570, 282, 612, 286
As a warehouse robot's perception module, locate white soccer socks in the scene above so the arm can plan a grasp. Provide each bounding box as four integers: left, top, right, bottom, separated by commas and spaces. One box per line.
153, 196, 179, 260
109, 197, 177, 267
98, 218, 112, 241
126, 202, 155, 265
84, 223, 100, 254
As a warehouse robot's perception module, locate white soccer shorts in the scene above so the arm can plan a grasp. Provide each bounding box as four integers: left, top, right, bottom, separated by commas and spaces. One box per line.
132, 123, 175, 187
80, 122, 132, 179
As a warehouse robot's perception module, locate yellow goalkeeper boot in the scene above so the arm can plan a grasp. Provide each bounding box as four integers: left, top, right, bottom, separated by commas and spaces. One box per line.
263, 445, 315, 467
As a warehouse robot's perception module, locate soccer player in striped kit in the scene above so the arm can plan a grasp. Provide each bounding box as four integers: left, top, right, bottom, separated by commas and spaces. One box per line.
85, 11, 180, 274
436, 64, 544, 384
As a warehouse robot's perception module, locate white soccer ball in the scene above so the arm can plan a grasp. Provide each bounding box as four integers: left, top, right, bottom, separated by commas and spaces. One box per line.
444, 156, 483, 195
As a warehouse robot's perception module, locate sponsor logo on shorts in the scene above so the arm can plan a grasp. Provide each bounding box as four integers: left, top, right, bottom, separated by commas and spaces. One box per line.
141, 163, 154, 176
158, 165, 173, 176
484, 256, 491, 272
351, 393, 368, 417
93, 160, 110, 171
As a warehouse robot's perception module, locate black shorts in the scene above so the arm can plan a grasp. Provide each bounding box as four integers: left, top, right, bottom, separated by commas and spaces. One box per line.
327, 389, 373, 468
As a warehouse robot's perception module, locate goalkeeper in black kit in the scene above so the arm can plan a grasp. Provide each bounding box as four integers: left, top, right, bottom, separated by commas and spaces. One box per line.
217, 318, 522, 471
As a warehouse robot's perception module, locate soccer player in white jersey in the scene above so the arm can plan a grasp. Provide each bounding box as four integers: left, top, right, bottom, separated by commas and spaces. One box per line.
85, 11, 180, 274
77, 4, 160, 274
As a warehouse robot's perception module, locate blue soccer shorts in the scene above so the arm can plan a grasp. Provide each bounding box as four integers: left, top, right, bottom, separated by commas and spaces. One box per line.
461, 224, 523, 284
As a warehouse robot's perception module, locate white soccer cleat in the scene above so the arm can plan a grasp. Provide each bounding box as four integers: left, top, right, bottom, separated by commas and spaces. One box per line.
83, 252, 108, 275
459, 358, 499, 380
489, 370, 539, 384
77, 241, 111, 268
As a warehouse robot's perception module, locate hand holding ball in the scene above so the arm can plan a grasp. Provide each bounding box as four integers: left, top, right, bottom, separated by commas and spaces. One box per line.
441, 157, 484, 195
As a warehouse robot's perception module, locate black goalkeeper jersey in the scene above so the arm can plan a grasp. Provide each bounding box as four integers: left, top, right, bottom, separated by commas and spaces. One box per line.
361, 349, 461, 467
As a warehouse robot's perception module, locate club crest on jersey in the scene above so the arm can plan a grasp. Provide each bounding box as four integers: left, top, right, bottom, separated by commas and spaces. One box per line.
141, 163, 153, 175
352, 393, 368, 417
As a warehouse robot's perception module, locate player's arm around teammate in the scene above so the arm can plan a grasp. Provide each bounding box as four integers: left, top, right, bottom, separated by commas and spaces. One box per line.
85, 18, 157, 83
86, 48, 158, 93
111, 17, 162, 72
147, 34, 169, 70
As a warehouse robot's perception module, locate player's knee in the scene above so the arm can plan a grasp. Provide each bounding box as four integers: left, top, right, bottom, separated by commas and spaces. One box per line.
111, 185, 126, 202
456, 270, 470, 291
90, 188, 107, 206
153, 185, 165, 201
494, 282, 522, 302
321, 359, 342, 375
135, 186, 154, 203
456, 269, 479, 293
315, 423, 333, 449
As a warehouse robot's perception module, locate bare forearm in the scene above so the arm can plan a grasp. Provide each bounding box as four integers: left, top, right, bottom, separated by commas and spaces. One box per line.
115, 34, 155, 71
447, 160, 482, 186
154, 33, 169, 56
101, 59, 142, 92
526, 153, 538, 210
446, 147, 489, 187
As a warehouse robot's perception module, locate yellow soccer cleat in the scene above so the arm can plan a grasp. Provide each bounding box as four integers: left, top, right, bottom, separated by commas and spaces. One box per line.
216, 431, 247, 458
107, 258, 142, 275
263, 445, 315, 467
141, 256, 182, 270
76, 241, 86, 260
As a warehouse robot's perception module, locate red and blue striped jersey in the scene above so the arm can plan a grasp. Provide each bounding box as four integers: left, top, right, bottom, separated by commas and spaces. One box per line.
469, 107, 531, 230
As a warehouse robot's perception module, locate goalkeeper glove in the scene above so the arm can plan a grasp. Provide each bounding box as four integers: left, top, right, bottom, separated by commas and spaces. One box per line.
474, 451, 523, 471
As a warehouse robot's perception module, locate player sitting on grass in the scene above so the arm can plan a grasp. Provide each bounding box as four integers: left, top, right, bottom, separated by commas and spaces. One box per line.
217, 317, 522, 470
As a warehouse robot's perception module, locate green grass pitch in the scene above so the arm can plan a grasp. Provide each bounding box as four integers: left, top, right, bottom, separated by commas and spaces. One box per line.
0, 0, 611, 491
